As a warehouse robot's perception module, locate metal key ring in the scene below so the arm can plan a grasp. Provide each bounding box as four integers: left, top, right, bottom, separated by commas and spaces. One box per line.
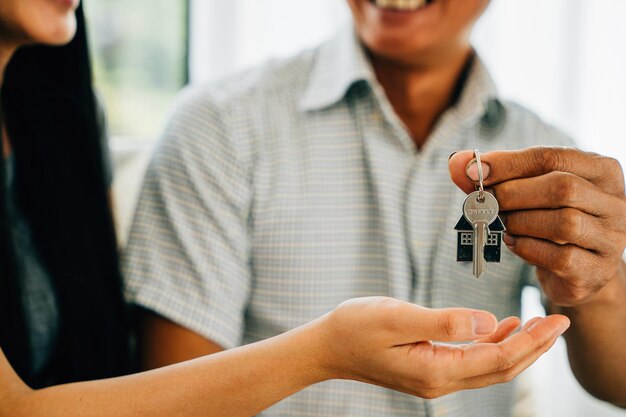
474, 149, 485, 202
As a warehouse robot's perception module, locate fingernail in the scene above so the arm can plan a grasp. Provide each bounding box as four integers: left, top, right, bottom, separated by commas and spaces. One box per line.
466, 160, 491, 182
448, 152, 457, 161
503, 234, 515, 247
472, 312, 497, 335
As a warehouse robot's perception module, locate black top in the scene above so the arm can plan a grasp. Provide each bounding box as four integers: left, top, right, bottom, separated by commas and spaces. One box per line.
0, 4, 132, 388
4, 154, 61, 381
2, 98, 113, 383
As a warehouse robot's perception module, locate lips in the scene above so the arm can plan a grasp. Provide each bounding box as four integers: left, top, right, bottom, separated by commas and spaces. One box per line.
370, 0, 433, 12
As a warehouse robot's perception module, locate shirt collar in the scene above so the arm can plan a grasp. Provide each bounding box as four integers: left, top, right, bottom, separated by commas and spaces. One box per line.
299, 24, 374, 111
299, 23, 503, 127
453, 53, 502, 127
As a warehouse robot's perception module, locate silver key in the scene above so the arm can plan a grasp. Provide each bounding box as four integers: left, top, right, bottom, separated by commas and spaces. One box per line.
463, 191, 499, 278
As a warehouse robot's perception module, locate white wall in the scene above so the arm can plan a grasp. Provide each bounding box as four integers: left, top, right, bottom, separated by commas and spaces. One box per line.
189, 0, 350, 83
473, 0, 626, 170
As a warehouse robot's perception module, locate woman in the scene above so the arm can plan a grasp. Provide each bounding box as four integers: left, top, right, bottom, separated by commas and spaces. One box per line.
0, 2, 130, 389
0, 1, 568, 416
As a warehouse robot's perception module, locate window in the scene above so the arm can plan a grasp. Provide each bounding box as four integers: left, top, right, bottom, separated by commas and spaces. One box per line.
487, 233, 498, 246
460, 233, 473, 246
84, 0, 189, 141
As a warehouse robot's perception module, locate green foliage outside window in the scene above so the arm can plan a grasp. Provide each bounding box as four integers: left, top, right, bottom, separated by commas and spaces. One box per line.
84, 0, 188, 139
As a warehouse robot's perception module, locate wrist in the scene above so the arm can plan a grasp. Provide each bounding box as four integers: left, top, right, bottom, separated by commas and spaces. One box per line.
290, 313, 338, 385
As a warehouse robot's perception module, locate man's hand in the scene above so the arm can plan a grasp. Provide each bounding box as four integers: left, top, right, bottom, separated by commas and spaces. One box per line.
449, 147, 626, 307
317, 297, 569, 399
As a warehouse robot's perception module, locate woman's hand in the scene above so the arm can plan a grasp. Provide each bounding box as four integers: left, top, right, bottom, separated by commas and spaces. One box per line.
315, 297, 569, 399
0, 298, 568, 417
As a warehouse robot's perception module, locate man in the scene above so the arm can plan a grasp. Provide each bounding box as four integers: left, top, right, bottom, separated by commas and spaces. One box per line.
124, 0, 626, 415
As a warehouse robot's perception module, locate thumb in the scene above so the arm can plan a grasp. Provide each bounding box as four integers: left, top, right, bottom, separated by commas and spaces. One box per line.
449, 150, 491, 195
396, 305, 498, 343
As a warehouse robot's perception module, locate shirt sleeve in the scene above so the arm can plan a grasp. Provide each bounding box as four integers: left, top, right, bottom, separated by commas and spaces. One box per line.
122, 88, 253, 350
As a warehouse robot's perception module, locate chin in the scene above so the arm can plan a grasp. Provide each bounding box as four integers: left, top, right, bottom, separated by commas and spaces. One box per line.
351, 0, 486, 64
364, 33, 435, 60
353, 0, 448, 62
8, 0, 79, 46
28, 14, 77, 46
359, 27, 443, 65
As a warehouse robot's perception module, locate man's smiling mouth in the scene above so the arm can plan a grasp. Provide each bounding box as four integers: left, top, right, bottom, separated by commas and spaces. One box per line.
369, 0, 434, 12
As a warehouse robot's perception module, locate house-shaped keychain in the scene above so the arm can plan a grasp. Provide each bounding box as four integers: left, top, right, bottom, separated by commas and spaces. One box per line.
454, 215, 506, 262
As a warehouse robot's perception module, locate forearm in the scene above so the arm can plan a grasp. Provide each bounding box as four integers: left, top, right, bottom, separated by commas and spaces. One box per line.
7, 319, 329, 417
2, 296, 571, 415
551, 261, 626, 407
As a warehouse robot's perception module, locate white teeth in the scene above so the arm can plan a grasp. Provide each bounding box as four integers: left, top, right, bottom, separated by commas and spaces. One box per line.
374, 0, 428, 11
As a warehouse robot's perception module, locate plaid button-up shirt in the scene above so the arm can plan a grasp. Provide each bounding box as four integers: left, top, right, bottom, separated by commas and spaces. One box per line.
124, 23, 573, 417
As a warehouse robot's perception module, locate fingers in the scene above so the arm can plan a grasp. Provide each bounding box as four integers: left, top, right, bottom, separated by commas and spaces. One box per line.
365, 299, 497, 345
503, 209, 610, 251
493, 171, 619, 217
449, 150, 488, 194
493, 171, 626, 251
507, 236, 619, 305
449, 147, 625, 196
398, 315, 568, 398
536, 266, 608, 307
505, 235, 613, 283
474, 317, 520, 344
339, 298, 570, 401
458, 318, 564, 390
398, 307, 498, 343
390, 315, 568, 399
440, 314, 569, 381
475, 316, 542, 345
449, 148, 625, 308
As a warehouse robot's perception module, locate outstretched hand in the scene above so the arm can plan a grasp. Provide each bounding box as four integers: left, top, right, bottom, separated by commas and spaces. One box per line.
319, 297, 569, 399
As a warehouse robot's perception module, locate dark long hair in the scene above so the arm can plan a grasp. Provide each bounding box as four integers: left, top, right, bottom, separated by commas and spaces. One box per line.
0, 5, 131, 387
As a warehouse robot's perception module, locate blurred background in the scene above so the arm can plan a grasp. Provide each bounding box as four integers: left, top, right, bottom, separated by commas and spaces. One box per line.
83, 1, 626, 416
